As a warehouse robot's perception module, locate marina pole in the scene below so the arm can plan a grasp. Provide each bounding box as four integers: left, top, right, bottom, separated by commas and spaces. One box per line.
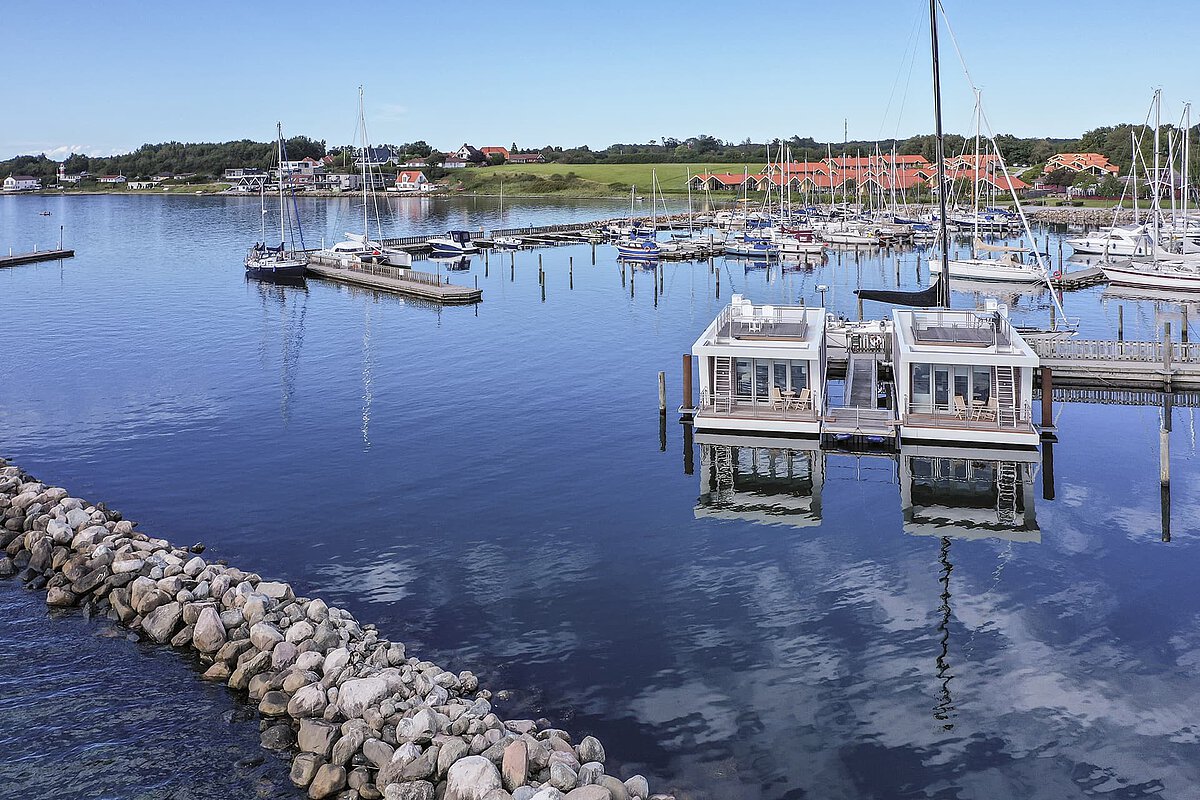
1164, 322, 1173, 386
682, 354, 694, 411
59, 225, 63, 251
1118, 305, 1124, 341
1183, 305, 1189, 343
1041, 437, 1056, 501
1040, 367, 1054, 432
569, 257, 573, 290
659, 371, 667, 414
1161, 393, 1172, 542
683, 419, 694, 476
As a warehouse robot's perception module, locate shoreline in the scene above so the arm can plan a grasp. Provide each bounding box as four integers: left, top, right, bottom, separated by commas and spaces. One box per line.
0, 458, 670, 800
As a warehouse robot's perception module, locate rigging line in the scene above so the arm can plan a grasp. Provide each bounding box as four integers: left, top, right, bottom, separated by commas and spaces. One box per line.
877, 4, 925, 140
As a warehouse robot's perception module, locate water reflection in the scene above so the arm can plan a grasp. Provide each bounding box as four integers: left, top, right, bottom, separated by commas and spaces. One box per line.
695, 434, 823, 527
250, 276, 307, 424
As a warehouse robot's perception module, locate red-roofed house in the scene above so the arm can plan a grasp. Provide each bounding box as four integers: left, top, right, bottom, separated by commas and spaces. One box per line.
480, 147, 510, 161
394, 171, 429, 191
1044, 152, 1119, 176
689, 173, 757, 191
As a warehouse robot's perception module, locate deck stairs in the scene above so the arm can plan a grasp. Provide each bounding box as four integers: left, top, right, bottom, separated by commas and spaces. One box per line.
996, 365, 1017, 427
713, 357, 733, 411
824, 354, 896, 438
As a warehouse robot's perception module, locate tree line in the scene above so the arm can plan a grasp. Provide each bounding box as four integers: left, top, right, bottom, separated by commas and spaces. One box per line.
4, 125, 1197, 185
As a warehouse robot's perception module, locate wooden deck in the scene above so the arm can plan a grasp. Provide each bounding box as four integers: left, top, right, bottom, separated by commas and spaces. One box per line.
0, 248, 75, 267
304, 261, 482, 304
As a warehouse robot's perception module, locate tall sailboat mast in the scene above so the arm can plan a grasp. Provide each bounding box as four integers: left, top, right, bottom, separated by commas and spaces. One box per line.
929, 0, 951, 308
277, 122, 287, 248
359, 86, 369, 241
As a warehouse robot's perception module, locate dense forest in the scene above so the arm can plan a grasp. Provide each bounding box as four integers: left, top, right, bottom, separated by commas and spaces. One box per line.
3, 124, 1197, 185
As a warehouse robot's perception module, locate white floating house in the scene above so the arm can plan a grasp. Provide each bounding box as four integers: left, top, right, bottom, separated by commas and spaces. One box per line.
891, 303, 1039, 448
691, 295, 826, 436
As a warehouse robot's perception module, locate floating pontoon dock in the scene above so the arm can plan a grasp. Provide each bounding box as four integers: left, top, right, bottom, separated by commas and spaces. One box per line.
304, 258, 482, 304
0, 248, 75, 268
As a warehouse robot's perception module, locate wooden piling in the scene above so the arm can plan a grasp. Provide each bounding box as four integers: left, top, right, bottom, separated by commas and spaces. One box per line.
591, 242, 596, 265
682, 354, 694, 411
658, 371, 667, 413
857, 296, 863, 321
1057, 239, 1063, 272
1118, 305, 1124, 341
1040, 366, 1053, 429
1183, 305, 1189, 343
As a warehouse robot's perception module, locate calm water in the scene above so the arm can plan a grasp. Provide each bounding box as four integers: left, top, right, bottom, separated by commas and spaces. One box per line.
1, 194, 1199, 800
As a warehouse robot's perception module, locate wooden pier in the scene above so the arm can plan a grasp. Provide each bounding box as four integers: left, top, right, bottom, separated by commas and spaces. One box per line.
304, 258, 482, 304
0, 248, 75, 268
1032, 336, 1200, 389
1049, 264, 1106, 290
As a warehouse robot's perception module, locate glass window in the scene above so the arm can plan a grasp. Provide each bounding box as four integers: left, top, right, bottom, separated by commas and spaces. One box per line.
774, 362, 788, 391
954, 366, 969, 405
972, 366, 992, 403
790, 363, 808, 391
913, 363, 930, 394
736, 359, 752, 399
755, 363, 771, 402
934, 367, 950, 408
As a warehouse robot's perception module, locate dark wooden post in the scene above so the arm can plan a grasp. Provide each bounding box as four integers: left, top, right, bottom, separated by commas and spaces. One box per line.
683, 354, 694, 411
1040, 366, 1053, 430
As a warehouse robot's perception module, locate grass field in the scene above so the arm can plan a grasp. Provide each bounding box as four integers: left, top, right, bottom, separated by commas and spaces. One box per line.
481, 162, 765, 194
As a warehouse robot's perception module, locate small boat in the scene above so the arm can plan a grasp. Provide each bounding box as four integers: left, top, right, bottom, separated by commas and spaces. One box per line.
1101, 258, 1200, 292
428, 230, 479, 255
616, 237, 660, 260
38, 211, 51, 216
246, 123, 308, 279
491, 236, 522, 249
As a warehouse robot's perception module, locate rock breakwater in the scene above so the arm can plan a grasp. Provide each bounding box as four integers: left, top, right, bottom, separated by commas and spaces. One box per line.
0, 459, 672, 800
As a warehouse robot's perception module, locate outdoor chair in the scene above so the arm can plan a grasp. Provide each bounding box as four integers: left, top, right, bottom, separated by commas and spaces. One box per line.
770, 386, 787, 410
796, 387, 812, 410
953, 395, 969, 419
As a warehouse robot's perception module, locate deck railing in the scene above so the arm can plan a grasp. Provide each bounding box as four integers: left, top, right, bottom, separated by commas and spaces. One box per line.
906, 400, 1032, 430
342, 261, 444, 286
698, 390, 817, 419
1031, 338, 1200, 365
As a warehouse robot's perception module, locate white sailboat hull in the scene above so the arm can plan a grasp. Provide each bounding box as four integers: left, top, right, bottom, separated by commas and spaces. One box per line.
929, 258, 1044, 283
1101, 261, 1200, 292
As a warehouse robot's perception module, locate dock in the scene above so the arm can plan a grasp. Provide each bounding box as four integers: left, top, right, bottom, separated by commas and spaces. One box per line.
1049, 264, 1106, 289
0, 248, 75, 268
1032, 337, 1200, 390
304, 258, 482, 304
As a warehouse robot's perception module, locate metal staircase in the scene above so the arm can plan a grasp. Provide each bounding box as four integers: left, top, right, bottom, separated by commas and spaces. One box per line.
996, 365, 1016, 427
713, 356, 733, 411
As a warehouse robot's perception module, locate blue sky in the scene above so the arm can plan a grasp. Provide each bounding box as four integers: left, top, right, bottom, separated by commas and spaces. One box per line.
2, 0, 1195, 160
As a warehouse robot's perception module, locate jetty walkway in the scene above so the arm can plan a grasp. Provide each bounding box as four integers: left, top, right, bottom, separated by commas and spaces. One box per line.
0, 458, 667, 800
0, 248, 74, 268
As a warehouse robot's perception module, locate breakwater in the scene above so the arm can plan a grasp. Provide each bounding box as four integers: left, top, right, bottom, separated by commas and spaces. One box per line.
1024, 206, 1138, 225
0, 459, 670, 800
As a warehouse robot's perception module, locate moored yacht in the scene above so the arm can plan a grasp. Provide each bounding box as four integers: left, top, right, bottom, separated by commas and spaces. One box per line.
428, 230, 479, 255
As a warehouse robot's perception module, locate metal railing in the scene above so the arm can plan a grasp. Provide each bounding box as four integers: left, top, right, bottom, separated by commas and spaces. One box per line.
906, 400, 1031, 429
907, 309, 1010, 348
698, 390, 816, 419
342, 261, 444, 287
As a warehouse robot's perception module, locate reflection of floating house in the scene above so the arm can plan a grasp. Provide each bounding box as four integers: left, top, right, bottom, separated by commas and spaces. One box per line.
695, 433, 823, 528
892, 305, 1039, 448
692, 296, 826, 437
899, 444, 1039, 542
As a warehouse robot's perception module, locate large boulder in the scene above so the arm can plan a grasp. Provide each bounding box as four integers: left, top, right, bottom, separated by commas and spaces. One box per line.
143, 601, 183, 643
445, 755, 503, 800
192, 606, 226, 652
338, 677, 389, 718
307, 763, 347, 799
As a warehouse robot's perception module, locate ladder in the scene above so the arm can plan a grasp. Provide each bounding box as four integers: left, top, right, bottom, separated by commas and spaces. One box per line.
713, 356, 733, 412
996, 462, 1019, 524
996, 365, 1016, 427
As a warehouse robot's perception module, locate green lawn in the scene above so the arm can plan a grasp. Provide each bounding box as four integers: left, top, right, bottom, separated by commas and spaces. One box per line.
483, 162, 764, 194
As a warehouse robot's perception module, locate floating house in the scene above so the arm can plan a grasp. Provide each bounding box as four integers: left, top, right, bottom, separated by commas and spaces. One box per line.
688, 297, 1040, 450
691, 296, 826, 437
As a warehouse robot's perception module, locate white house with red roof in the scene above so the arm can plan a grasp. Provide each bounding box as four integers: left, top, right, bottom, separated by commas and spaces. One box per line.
3, 175, 42, 191
393, 170, 429, 191
479, 146, 510, 161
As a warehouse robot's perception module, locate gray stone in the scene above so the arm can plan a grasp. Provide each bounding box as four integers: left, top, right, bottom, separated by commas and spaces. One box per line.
323, 647, 351, 674
446, 755, 503, 800
272, 641, 300, 669
258, 580, 294, 600
291, 752, 325, 788
577, 763, 603, 786
576, 737, 605, 765
46, 587, 77, 606
259, 690, 290, 716
192, 605, 226, 652
384, 781, 436, 800
563, 788, 611, 800
363, 738, 394, 770
623, 776, 648, 799
228, 650, 272, 691
438, 736, 471, 778
307, 597, 330, 622
399, 743, 440, 781
548, 763, 577, 793
262, 723, 297, 750
338, 677, 389, 719
330, 724, 367, 767
596, 777, 628, 800
65, 508, 90, 528
307, 764, 347, 799
286, 619, 315, 643
250, 621, 284, 651
299, 718, 339, 759
183, 555, 206, 576
513, 790, 538, 800
143, 601, 183, 643
289, 683, 329, 718
530, 788, 565, 800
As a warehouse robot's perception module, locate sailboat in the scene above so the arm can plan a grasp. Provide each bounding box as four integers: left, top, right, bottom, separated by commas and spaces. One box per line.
245, 123, 308, 279
315, 88, 412, 268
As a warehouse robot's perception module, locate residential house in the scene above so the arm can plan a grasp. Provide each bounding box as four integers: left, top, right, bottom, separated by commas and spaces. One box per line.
453, 144, 485, 163
508, 152, 546, 164
392, 170, 429, 191
400, 157, 430, 168
441, 156, 470, 169
127, 180, 161, 190
3, 175, 41, 191
56, 165, 85, 184
223, 167, 267, 181
316, 173, 361, 192
480, 146, 510, 161
275, 157, 325, 186
1043, 152, 1119, 176
689, 173, 759, 192
355, 146, 397, 168
96, 175, 127, 184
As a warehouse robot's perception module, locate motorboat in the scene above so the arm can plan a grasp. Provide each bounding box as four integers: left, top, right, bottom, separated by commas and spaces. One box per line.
428, 230, 479, 255
615, 237, 660, 260
1067, 225, 1154, 257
